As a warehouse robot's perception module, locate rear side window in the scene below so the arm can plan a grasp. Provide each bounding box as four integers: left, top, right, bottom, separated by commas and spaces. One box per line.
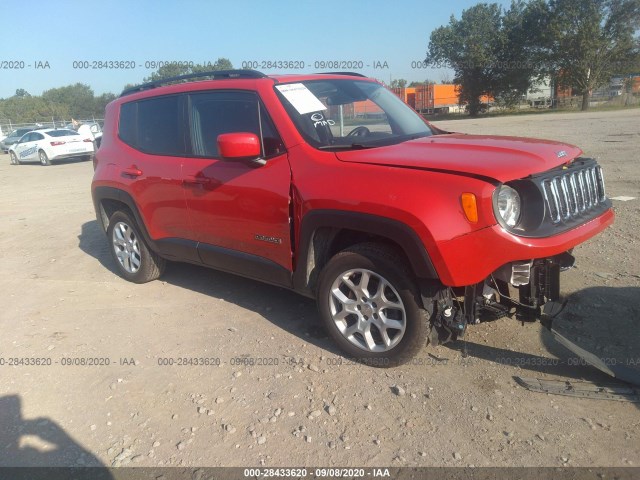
24, 132, 42, 142
48, 130, 78, 137
119, 102, 137, 147
118, 95, 186, 156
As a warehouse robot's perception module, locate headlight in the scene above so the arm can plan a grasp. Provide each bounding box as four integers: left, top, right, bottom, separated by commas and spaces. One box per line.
496, 185, 521, 227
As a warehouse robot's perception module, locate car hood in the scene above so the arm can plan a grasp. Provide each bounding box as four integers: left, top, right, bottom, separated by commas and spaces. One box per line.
335, 133, 582, 182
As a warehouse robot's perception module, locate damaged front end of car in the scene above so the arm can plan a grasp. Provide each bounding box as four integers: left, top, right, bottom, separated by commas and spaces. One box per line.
427, 156, 613, 346
426, 252, 576, 346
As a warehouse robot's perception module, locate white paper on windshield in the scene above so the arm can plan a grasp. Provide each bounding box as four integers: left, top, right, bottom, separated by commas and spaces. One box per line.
276, 83, 327, 114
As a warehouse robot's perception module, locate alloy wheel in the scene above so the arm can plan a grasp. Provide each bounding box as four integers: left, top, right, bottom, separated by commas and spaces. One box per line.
328, 268, 407, 352
112, 221, 142, 273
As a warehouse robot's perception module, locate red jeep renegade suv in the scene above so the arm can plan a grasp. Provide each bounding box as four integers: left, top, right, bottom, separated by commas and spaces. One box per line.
91, 70, 613, 366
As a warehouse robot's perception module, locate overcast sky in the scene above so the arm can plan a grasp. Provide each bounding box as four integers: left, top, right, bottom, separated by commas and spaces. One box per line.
2, 0, 511, 97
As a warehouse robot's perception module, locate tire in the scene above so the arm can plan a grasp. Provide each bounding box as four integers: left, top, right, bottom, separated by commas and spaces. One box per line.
317, 243, 431, 367
9, 151, 20, 165
106, 211, 165, 283
39, 150, 51, 166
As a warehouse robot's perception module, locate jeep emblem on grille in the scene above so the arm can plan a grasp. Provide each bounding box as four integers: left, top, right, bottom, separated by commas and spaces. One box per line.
556, 150, 567, 158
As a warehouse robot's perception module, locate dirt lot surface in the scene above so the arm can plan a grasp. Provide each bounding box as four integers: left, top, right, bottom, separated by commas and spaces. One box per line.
0, 108, 638, 469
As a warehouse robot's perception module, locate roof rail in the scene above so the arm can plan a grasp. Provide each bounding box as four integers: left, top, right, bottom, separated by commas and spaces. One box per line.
120, 69, 267, 97
317, 72, 367, 77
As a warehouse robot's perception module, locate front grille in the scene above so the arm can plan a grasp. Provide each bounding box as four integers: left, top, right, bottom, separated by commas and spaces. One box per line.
541, 165, 606, 224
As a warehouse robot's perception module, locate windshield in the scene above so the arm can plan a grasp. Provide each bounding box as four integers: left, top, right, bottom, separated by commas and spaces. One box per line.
275, 79, 433, 150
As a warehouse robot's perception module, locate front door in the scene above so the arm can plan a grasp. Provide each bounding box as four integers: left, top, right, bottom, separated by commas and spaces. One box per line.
181, 91, 293, 282
14, 132, 41, 162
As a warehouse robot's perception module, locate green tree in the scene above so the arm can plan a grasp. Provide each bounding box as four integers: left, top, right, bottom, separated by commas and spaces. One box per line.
390, 79, 408, 88
0, 96, 69, 123
15, 88, 30, 98
426, 2, 545, 114
42, 83, 96, 119
426, 4, 504, 115
143, 57, 233, 83
492, 0, 549, 108
94, 92, 117, 116
541, 0, 640, 110
408, 79, 436, 87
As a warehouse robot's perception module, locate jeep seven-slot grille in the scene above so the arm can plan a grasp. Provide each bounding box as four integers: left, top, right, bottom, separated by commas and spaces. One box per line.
541, 165, 606, 224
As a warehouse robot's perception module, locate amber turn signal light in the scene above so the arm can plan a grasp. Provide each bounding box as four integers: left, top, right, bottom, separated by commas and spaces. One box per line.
461, 193, 478, 223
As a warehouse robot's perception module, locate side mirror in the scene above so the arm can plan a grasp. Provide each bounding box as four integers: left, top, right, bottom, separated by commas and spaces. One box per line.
217, 132, 262, 163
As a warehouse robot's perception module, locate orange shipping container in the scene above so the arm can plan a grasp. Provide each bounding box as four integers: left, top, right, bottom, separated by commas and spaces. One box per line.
391, 87, 416, 109
394, 84, 492, 113
433, 84, 459, 107
352, 99, 383, 116
414, 85, 432, 111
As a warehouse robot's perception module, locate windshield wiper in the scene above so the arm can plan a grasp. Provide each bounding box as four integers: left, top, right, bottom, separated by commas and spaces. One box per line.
318, 143, 373, 151
319, 133, 431, 151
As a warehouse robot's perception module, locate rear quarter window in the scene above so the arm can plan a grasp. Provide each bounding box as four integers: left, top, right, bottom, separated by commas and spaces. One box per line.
118, 95, 186, 156
48, 130, 79, 137
119, 102, 137, 147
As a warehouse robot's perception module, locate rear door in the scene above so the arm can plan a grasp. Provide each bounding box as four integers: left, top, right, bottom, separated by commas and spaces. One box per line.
116, 95, 195, 259
181, 90, 293, 280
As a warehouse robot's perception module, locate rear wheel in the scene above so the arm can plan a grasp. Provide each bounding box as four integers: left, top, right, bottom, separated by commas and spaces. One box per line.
39, 150, 51, 166
317, 243, 431, 367
9, 151, 20, 165
107, 211, 165, 283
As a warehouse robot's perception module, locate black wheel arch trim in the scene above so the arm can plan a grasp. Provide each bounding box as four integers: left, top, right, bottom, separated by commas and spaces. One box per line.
92, 186, 161, 254
293, 209, 439, 295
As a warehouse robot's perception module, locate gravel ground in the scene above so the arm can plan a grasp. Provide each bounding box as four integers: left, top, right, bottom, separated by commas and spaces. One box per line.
0, 108, 638, 469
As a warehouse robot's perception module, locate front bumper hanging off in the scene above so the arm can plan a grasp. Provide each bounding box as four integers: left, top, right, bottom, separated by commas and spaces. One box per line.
440, 253, 640, 387
428, 252, 575, 345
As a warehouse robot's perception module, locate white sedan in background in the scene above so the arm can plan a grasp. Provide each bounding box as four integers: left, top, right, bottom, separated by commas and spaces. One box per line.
9, 129, 94, 166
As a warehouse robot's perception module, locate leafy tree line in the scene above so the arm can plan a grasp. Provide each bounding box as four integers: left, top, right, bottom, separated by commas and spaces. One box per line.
0, 84, 116, 125
425, 0, 640, 115
1, 58, 234, 125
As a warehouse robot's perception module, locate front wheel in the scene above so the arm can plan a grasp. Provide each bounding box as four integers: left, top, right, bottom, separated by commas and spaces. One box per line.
107, 211, 165, 283
317, 243, 430, 367
10, 151, 20, 165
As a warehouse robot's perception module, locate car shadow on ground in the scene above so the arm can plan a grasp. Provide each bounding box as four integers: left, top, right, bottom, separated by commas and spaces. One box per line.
78, 219, 640, 386
0, 395, 113, 474
78, 220, 342, 356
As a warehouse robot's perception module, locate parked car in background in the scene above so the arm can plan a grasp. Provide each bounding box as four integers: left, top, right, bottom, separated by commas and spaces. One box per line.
9, 128, 94, 165
1, 127, 37, 153
66, 121, 103, 148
